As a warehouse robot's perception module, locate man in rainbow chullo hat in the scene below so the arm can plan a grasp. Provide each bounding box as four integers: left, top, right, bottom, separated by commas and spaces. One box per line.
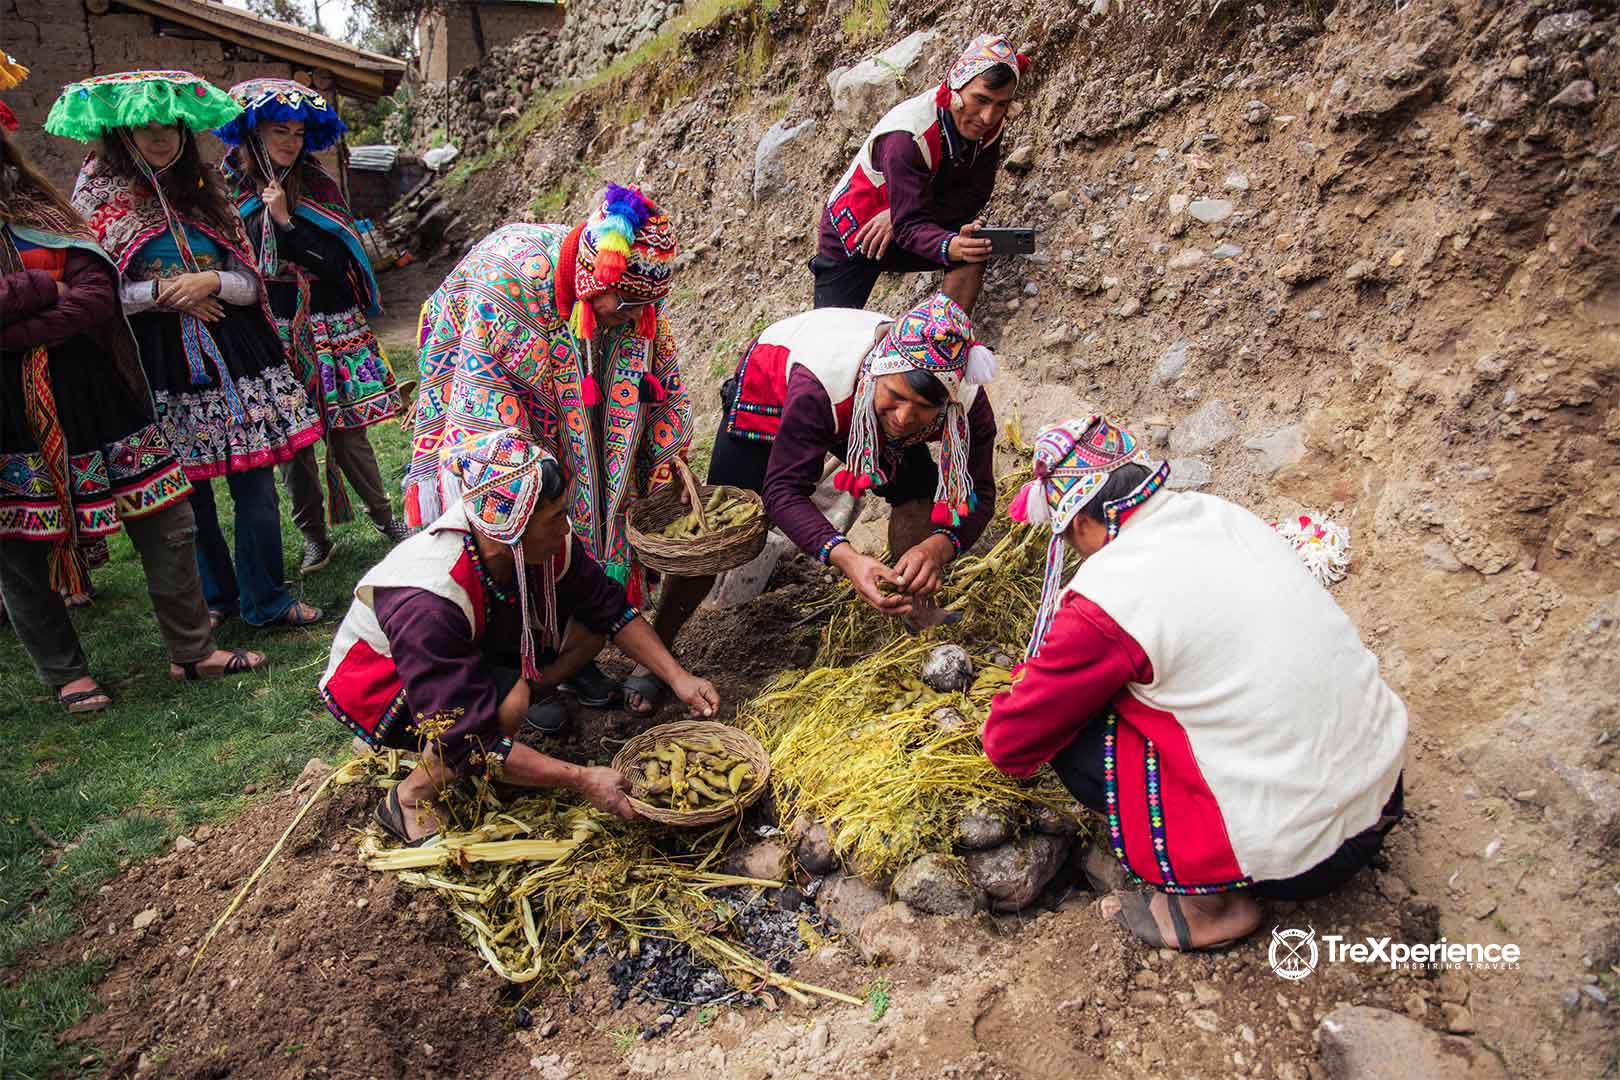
813, 33, 1028, 313
643, 293, 998, 688
407, 185, 686, 710
982, 417, 1408, 950
322, 429, 719, 844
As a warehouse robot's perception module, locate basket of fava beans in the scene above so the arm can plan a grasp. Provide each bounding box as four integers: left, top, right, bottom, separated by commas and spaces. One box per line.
611, 721, 771, 826
626, 457, 768, 575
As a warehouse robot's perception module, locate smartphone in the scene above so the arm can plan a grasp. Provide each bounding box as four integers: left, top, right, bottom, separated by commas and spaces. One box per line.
979, 227, 1037, 256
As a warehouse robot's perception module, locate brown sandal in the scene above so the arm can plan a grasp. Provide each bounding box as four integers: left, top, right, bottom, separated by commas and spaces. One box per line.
59, 685, 112, 715
375, 787, 436, 847
170, 648, 268, 681
1106, 890, 1245, 953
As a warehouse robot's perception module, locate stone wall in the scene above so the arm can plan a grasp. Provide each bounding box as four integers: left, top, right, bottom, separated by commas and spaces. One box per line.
411, 0, 685, 152
417, 2, 567, 85
4, 0, 301, 191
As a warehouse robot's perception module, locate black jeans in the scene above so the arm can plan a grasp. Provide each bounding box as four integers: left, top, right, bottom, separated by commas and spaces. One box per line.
809, 250, 945, 310
1052, 714, 1405, 901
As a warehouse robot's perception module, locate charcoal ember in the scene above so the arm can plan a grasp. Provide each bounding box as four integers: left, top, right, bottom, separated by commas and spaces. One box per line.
600, 887, 834, 1038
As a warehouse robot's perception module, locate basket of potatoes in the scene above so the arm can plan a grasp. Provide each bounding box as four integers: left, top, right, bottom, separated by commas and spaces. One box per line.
610, 720, 771, 826
626, 457, 769, 575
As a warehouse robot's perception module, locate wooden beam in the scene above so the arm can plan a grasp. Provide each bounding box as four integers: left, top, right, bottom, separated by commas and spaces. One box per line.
110, 0, 404, 99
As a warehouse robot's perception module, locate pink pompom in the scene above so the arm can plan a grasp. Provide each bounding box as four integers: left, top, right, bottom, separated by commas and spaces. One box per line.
931, 502, 953, 527
852, 475, 874, 497
580, 376, 604, 407
833, 470, 852, 492
1008, 483, 1032, 523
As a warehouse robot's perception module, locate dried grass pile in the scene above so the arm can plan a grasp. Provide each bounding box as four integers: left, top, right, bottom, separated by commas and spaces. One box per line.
346, 757, 858, 1004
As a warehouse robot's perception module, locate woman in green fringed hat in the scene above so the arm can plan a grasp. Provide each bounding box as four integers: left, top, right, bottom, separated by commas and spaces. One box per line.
217, 78, 408, 578
48, 70, 325, 631
2, 61, 266, 714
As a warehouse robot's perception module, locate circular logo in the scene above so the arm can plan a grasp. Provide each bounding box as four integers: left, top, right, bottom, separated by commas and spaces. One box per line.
1269, 926, 1319, 980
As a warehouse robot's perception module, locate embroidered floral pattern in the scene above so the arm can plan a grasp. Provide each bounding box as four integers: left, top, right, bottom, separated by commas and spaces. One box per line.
275, 301, 401, 432
152, 362, 322, 480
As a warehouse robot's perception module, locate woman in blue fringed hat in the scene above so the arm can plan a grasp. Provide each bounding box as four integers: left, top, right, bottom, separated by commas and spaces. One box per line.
49, 70, 325, 631
217, 78, 407, 578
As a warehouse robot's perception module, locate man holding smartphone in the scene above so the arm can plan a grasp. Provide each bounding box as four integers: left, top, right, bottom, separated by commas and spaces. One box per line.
812, 34, 1029, 313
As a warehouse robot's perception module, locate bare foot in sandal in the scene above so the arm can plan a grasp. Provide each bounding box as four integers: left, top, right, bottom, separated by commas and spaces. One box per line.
267, 601, 323, 628
58, 676, 112, 715
1098, 889, 1262, 951
170, 648, 268, 681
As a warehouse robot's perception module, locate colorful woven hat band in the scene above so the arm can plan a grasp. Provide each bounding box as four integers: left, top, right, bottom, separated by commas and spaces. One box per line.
44, 70, 242, 143
934, 33, 1029, 116
216, 77, 348, 154
1011, 417, 1171, 660
834, 293, 998, 529
444, 429, 563, 679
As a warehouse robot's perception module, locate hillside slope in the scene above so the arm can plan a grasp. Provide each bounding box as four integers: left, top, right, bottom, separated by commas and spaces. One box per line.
404, 0, 1619, 1073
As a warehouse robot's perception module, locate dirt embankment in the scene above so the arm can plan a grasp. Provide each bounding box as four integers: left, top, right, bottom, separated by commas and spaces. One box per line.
32, 1, 1620, 1077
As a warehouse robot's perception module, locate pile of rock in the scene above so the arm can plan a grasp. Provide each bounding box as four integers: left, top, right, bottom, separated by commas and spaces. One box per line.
762, 645, 1096, 955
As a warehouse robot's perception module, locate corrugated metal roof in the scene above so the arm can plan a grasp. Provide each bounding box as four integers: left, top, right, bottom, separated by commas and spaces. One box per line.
348, 145, 400, 172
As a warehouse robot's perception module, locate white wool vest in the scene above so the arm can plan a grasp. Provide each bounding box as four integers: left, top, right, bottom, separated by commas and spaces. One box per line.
1068, 490, 1407, 882
827, 92, 942, 211
758, 307, 978, 422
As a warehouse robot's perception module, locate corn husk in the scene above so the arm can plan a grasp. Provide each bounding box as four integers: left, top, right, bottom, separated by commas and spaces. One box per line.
351, 772, 858, 1004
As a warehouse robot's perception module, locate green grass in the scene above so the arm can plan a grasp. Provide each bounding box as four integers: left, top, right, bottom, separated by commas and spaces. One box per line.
0, 424, 413, 1078
842, 0, 890, 41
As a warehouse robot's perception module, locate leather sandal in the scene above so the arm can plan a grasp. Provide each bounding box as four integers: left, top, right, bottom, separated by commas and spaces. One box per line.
375, 786, 436, 847
59, 685, 112, 715
170, 648, 268, 682
265, 601, 323, 629
1106, 890, 1245, 953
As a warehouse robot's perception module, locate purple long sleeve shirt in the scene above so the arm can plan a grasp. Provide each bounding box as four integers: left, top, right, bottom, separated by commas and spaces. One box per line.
370, 544, 635, 775
762, 365, 997, 561
818, 112, 1002, 265
0, 250, 119, 353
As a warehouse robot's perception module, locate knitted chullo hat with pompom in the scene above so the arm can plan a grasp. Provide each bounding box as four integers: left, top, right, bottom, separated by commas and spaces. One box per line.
556, 183, 677, 406
931, 34, 1030, 144
834, 292, 999, 531
1007, 416, 1169, 659
444, 428, 563, 683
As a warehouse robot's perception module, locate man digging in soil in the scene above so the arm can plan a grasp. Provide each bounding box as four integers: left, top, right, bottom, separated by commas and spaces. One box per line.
812, 33, 1028, 312
644, 293, 998, 678
983, 417, 1408, 950
320, 430, 719, 843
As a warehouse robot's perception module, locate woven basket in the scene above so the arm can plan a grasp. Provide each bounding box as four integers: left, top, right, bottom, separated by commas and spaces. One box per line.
626, 457, 768, 576
610, 720, 771, 827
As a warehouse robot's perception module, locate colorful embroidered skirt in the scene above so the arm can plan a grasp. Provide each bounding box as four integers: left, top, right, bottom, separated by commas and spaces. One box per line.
1, 339, 191, 550
273, 300, 401, 433
130, 305, 323, 481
